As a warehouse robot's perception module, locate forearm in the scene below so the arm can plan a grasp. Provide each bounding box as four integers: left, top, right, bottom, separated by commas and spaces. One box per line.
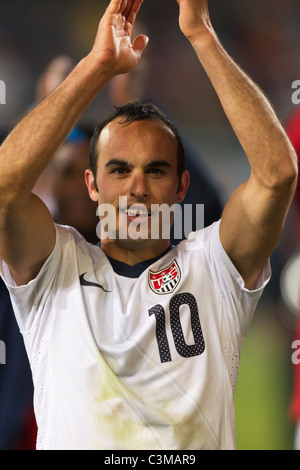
0, 54, 113, 203
191, 30, 297, 188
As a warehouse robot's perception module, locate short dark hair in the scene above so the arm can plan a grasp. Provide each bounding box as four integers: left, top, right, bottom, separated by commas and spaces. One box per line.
89, 100, 185, 190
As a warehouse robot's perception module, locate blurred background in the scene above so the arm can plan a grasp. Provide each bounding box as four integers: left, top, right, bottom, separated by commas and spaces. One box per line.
1, 0, 300, 450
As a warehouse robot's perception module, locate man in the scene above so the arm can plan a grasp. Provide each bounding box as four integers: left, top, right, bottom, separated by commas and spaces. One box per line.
0, 0, 297, 450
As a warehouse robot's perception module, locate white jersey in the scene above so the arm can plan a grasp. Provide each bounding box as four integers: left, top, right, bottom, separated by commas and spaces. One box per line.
0, 220, 270, 450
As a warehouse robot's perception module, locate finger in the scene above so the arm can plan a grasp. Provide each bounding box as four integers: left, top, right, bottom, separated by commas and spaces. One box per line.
123, 0, 135, 18
132, 34, 149, 59
119, 0, 128, 15
124, 0, 144, 25
105, 0, 124, 15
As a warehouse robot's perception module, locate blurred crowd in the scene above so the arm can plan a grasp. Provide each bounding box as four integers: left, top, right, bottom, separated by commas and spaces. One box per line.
2, 0, 300, 129
1, 0, 300, 450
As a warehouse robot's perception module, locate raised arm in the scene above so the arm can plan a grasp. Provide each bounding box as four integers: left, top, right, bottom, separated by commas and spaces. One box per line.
0, 0, 148, 286
177, 0, 298, 288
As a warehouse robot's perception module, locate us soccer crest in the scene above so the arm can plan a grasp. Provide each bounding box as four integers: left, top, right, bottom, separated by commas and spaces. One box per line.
149, 260, 181, 295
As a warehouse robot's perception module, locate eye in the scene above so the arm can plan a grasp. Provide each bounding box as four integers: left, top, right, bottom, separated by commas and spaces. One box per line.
110, 167, 130, 175
146, 168, 164, 175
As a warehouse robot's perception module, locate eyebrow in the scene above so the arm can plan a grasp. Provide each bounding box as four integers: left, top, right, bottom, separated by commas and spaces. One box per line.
105, 158, 172, 169
105, 159, 132, 168
145, 160, 172, 170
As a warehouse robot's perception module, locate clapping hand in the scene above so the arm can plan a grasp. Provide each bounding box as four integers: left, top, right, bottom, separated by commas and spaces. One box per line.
90, 0, 149, 76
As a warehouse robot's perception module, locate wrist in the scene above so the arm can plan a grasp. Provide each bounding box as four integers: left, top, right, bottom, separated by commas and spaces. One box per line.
187, 25, 219, 54
80, 53, 117, 85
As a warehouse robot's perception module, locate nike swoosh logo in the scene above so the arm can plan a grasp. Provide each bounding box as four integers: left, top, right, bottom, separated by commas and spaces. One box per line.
79, 273, 112, 292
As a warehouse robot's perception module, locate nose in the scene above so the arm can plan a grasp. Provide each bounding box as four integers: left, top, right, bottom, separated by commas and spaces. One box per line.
129, 171, 149, 199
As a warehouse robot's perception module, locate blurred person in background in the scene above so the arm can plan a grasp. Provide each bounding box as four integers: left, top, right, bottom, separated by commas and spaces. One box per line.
0, 56, 98, 450
33, 123, 99, 245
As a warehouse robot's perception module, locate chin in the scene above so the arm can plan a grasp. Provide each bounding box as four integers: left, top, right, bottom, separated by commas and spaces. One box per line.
115, 235, 166, 252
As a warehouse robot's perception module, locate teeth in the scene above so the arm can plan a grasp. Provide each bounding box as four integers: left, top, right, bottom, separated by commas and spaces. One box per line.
125, 208, 149, 216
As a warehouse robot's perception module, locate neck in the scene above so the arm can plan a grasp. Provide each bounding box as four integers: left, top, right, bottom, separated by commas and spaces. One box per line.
100, 238, 171, 265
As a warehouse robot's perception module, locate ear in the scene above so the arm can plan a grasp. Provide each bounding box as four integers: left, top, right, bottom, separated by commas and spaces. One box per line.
176, 170, 190, 203
85, 169, 99, 202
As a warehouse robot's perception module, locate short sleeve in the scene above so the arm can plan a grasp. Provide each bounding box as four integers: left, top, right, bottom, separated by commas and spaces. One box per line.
205, 220, 271, 337
0, 225, 62, 333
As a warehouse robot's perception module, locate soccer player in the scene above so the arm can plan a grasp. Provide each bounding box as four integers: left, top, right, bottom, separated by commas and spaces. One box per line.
0, 0, 297, 450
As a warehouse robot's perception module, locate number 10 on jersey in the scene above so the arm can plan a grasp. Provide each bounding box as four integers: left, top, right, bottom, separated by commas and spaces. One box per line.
149, 292, 205, 363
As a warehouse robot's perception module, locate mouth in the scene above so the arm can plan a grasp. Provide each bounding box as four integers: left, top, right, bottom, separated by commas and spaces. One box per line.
120, 204, 152, 220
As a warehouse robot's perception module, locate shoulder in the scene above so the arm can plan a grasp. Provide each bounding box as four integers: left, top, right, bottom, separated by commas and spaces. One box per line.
54, 223, 107, 269
174, 220, 220, 254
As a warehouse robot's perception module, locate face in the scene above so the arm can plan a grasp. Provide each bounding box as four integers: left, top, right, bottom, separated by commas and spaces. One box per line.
85, 119, 189, 259
52, 141, 98, 241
